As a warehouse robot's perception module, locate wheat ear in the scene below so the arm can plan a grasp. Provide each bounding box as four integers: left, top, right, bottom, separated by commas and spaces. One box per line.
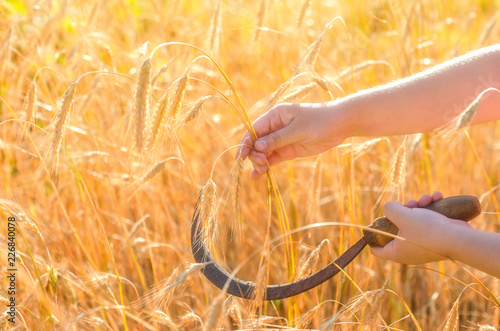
208, 1, 222, 55
151, 63, 169, 90
182, 96, 211, 125
147, 88, 171, 151
169, 64, 192, 123
389, 139, 406, 189
46, 82, 76, 172
139, 159, 167, 185
441, 297, 460, 331
253, 0, 267, 42
200, 178, 218, 246
296, 0, 311, 28
295, 19, 336, 74
296, 239, 328, 280
24, 79, 37, 130
132, 58, 152, 153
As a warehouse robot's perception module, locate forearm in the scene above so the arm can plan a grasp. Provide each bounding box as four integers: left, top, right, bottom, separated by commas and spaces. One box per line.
444, 225, 500, 278
330, 44, 500, 138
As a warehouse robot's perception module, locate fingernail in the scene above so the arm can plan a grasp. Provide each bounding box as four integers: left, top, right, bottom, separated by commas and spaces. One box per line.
255, 140, 268, 152
256, 165, 266, 174
255, 156, 265, 165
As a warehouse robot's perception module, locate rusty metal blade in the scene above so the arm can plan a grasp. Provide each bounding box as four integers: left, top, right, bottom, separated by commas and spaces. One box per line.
191, 187, 368, 300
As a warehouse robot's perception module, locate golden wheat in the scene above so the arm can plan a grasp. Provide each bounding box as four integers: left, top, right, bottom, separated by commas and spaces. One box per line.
253, 0, 267, 42
23, 78, 37, 130
296, 0, 311, 29
207, 0, 222, 55
132, 58, 152, 153
43, 82, 76, 174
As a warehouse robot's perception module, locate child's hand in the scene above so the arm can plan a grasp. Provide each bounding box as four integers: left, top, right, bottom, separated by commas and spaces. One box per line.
237, 103, 350, 180
370, 191, 473, 265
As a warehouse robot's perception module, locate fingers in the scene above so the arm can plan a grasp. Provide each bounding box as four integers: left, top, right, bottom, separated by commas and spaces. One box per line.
417, 191, 444, 207
383, 201, 410, 227
404, 199, 418, 208
237, 133, 253, 160
403, 191, 444, 208
418, 194, 432, 207
369, 244, 396, 262
432, 191, 443, 201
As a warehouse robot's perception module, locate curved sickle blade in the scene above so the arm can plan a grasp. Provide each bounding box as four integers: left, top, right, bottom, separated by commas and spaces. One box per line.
191, 188, 367, 300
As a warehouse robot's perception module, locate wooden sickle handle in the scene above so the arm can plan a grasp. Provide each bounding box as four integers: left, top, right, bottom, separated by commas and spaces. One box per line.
363, 195, 482, 247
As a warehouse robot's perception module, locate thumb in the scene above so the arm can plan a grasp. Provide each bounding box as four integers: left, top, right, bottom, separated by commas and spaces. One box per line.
383, 201, 411, 227
254, 126, 298, 153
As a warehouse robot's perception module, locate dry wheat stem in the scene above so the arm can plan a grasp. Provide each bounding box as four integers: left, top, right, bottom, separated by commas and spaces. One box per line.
182, 95, 211, 125
24, 79, 37, 129
295, 17, 344, 74
390, 139, 406, 189
138, 263, 204, 310
438, 87, 500, 138
140, 159, 167, 184
208, 0, 222, 55
204, 294, 225, 331
46, 82, 76, 172
200, 178, 218, 247
147, 87, 172, 151
296, 239, 328, 280
0, 199, 44, 240
307, 155, 322, 222
296, 0, 311, 28
132, 58, 152, 153
169, 64, 192, 122
232, 155, 244, 219
151, 63, 169, 89
332, 60, 392, 83
253, 0, 267, 42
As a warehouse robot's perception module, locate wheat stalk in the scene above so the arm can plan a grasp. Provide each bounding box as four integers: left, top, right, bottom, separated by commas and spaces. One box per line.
139, 159, 167, 184
169, 64, 192, 123
200, 178, 218, 246
295, 239, 328, 280
438, 87, 500, 138
151, 63, 169, 89
44, 82, 76, 174
182, 95, 211, 125
46, 265, 58, 293
306, 155, 322, 222
147, 88, 171, 151
389, 139, 407, 189
295, 18, 337, 75
0, 199, 43, 240
477, 13, 498, 46
441, 295, 460, 331
296, 0, 311, 29
332, 60, 392, 83
293, 303, 323, 329
251, 257, 269, 313
204, 294, 225, 331
24, 78, 37, 130
232, 155, 244, 219
253, 0, 267, 42
132, 58, 152, 153
207, 0, 222, 55
138, 263, 205, 310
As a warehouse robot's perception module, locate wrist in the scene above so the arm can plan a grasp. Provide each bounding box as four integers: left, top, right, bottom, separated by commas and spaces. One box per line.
324, 99, 359, 141
439, 221, 474, 260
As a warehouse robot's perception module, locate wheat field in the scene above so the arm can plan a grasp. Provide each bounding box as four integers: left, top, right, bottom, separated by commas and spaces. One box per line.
0, 0, 499, 330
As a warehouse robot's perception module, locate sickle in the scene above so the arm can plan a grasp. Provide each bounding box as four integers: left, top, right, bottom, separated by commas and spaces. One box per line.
191, 191, 481, 300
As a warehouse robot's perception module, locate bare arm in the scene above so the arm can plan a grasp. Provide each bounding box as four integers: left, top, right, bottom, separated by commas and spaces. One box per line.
338, 43, 500, 137
240, 45, 500, 179
371, 192, 500, 278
